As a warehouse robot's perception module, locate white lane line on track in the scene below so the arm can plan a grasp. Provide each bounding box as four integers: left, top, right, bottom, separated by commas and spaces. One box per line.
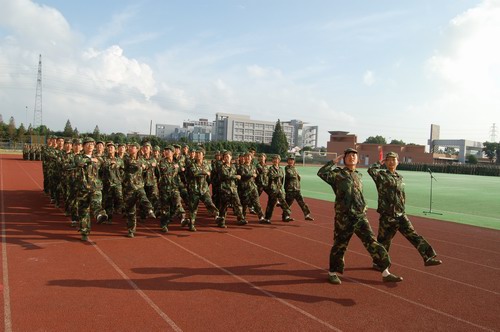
88, 240, 183, 332
148, 227, 342, 332
275, 228, 500, 295
14, 160, 182, 331
222, 230, 495, 332
0, 157, 13, 332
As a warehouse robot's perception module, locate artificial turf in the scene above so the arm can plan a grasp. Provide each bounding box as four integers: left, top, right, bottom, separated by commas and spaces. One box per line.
297, 165, 500, 230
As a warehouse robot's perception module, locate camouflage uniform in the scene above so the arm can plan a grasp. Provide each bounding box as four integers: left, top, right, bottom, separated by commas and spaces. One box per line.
368, 161, 437, 264
74, 145, 107, 239
210, 152, 223, 210
255, 156, 269, 197
186, 151, 219, 231
123, 152, 155, 236
141, 154, 159, 217
157, 148, 185, 230
101, 151, 124, 222
284, 162, 311, 217
218, 157, 245, 227
317, 160, 391, 274
265, 161, 292, 221
238, 162, 264, 220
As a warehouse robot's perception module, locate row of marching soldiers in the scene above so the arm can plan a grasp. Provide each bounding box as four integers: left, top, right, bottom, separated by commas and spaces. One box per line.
41, 135, 314, 241
23, 144, 43, 160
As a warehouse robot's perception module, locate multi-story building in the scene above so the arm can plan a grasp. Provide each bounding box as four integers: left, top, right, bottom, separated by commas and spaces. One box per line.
282, 119, 318, 148
156, 119, 213, 143
326, 131, 433, 166
214, 113, 295, 145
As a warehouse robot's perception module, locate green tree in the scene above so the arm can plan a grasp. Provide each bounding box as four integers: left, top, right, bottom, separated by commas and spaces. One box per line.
482, 142, 499, 163
270, 119, 289, 158
389, 139, 405, 145
63, 119, 73, 137
364, 135, 387, 144
7, 116, 16, 141
93, 125, 101, 140
466, 154, 478, 164
17, 123, 26, 142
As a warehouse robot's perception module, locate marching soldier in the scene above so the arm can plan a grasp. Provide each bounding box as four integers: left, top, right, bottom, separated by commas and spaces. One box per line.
284, 156, 314, 221
74, 137, 108, 241
122, 142, 156, 238
101, 142, 124, 224
317, 148, 402, 284
264, 155, 294, 223
157, 146, 185, 232
368, 152, 442, 270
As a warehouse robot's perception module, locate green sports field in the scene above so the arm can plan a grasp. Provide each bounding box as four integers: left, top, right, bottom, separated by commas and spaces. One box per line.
297, 165, 500, 230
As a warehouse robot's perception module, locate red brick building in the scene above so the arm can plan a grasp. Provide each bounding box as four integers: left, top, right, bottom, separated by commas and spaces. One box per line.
326, 131, 433, 166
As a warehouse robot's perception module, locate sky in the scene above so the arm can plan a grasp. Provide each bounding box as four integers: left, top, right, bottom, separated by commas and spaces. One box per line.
0, 0, 499, 147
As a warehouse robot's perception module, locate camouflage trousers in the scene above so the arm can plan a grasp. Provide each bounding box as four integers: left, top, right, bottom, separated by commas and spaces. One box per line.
124, 187, 154, 233
159, 189, 185, 227
240, 186, 264, 219
265, 189, 291, 220
376, 214, 437, 262
189, 191, 219, 225
77, 190, 106, 235
103, 184, 124, 220
329, 213, 391, 273
142, 184, 159, 217
219, 190, 244, 222
285, 190, 311, 216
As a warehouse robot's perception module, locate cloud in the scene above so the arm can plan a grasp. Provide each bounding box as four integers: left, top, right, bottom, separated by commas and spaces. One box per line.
363, 70, 375, 86
418, 0, 500, 141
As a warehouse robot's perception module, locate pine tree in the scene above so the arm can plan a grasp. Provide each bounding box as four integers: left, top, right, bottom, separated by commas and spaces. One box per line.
63, 119, 73, 137
8, 117, 16, 141
270, 119, 289, 158
93, 125, 100, 140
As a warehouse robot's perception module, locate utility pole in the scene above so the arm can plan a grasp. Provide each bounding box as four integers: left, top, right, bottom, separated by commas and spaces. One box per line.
33, 54, 43, 128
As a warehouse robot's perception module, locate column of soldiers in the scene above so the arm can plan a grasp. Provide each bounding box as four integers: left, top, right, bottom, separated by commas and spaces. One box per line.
23, 144, 43, 160
40, 137, 314, 241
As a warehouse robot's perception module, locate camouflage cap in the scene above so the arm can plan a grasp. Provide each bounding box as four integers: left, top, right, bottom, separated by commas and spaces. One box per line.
82, 137, 95, 145
172, 144, 181, 149
153, 145, 160, 151
142, 141, 152, 147
272, 154, 281, 160
344, 147, 358, 155
182, 144, 189, 148
259, 153, 266, 158
72, 138, 82, 145
163, 145, 174, 151
64, 138, 73, 144
385, 152, 399, 159
222, 150, 232, 156
196, 147, 206, 154
214, 150, 221, 155
106, 141, 116, 147
130, 142, 140, 149
287, 155, 295, 160
117, 142, 126, 147
96, 140, 105, 145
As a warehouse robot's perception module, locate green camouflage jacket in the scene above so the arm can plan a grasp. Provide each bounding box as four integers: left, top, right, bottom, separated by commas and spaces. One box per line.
219, 163, 239, 195
284, 165, 301, 192
102, 156, 124, 186
317, 160, 366, 216
368, 162, 405, 216
188, 160, 211, 194
123, 155, 146, 191
267, 165, 285, 194
157, 159, 181, 190
74, 154, 103, 192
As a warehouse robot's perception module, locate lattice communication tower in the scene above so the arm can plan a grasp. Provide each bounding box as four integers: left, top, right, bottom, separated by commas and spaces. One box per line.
489, 123, 497, 142
33, 54, 43, 128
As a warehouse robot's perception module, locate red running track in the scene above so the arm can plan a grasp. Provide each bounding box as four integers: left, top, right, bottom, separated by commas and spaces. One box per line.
0, 154, 499, 331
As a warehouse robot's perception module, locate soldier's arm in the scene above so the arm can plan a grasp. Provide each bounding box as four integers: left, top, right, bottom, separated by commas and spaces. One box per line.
317, 160, 339, 185
367, 161, 383, 180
